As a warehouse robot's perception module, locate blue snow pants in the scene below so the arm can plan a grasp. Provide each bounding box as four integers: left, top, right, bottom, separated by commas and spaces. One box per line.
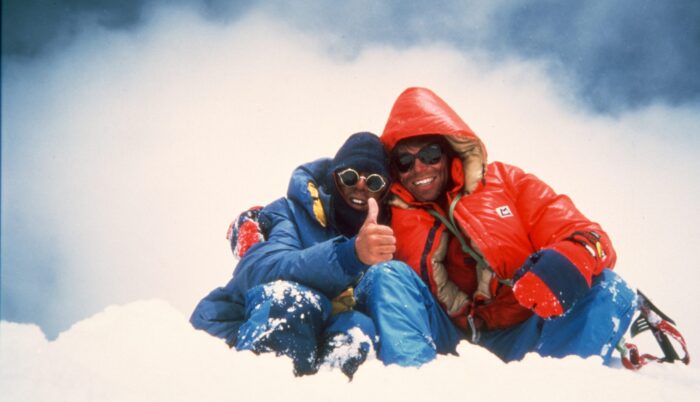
354, 260, 464, 366
478, 269, 637, 364
236, 261, 464, 372
235, 281, 377, 375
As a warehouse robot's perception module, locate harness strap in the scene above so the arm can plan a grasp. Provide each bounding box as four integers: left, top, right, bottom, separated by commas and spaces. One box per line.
426, 194, 512, 287
427, 196, 483, 266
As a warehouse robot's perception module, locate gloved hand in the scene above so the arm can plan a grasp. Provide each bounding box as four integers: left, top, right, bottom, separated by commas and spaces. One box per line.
227, 206, 268, 259
512, 249, 590, 319
331, 287, 356, 314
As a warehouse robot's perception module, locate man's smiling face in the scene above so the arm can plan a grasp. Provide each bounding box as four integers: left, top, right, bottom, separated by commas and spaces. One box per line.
394, 137, 448, 203
335, 169, 388, 211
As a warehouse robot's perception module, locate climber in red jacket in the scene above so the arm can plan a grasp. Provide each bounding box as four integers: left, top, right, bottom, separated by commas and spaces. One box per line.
380, 87, 682, 365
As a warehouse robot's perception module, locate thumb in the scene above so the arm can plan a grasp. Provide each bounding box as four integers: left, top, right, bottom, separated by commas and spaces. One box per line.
364, 197, 378, 225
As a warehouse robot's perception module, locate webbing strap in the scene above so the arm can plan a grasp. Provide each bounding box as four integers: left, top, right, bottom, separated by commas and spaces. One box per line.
426, 194, 511, 287
427, 195, 484, 267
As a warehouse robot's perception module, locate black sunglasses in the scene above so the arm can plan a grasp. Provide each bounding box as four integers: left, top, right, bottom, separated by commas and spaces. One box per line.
336, 168, 387, 193
394, 143, 444, 173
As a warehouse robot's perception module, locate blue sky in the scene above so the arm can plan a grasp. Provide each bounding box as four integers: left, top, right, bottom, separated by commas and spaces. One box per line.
2, 1, 700, 340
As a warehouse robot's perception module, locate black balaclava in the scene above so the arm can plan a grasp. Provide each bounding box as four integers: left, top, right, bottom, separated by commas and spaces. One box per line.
325, 132, 391, 237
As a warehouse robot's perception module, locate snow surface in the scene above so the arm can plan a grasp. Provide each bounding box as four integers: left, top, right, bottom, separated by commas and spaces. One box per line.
2, 300, 699, 402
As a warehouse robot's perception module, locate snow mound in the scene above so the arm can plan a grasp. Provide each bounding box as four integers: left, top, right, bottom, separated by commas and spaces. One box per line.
2, 300, 699, 402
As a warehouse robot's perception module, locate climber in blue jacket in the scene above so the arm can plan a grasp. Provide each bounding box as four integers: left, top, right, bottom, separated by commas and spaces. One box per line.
191, 132, 461, 377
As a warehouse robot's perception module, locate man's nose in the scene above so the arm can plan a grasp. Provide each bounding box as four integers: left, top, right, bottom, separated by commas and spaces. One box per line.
413, 159, 430, 172
356, 176, 369, 191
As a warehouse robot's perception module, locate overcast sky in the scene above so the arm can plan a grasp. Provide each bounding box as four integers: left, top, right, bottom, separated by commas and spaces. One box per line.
4, 0, 700, 114
2, 1, 700, 342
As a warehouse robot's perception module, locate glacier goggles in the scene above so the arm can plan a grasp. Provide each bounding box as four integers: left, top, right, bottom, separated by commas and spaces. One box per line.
394, 143, 444, 173
336, 168, 387, 193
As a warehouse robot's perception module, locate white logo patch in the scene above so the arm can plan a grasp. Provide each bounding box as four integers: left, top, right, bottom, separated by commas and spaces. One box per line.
496, 206, 513, 218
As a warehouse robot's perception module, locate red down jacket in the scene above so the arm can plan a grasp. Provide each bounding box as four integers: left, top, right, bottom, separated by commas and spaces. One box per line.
381, 87, 617, 331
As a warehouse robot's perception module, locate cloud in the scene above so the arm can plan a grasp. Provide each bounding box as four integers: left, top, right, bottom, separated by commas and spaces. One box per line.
1, 3, 699, 355
3, 1, 699, 114
2, 0, 151, 58
487, 0, 700, 113
3, 299, 699, 401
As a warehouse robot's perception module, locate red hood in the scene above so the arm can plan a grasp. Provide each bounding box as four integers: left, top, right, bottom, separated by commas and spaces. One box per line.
381, 87, 488, 195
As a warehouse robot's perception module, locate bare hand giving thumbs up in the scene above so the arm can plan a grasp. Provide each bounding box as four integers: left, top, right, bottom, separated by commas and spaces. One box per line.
355, 198, 396, 265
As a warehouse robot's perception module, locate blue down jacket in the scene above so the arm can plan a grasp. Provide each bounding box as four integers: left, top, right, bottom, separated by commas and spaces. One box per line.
190, 158, 369, 346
